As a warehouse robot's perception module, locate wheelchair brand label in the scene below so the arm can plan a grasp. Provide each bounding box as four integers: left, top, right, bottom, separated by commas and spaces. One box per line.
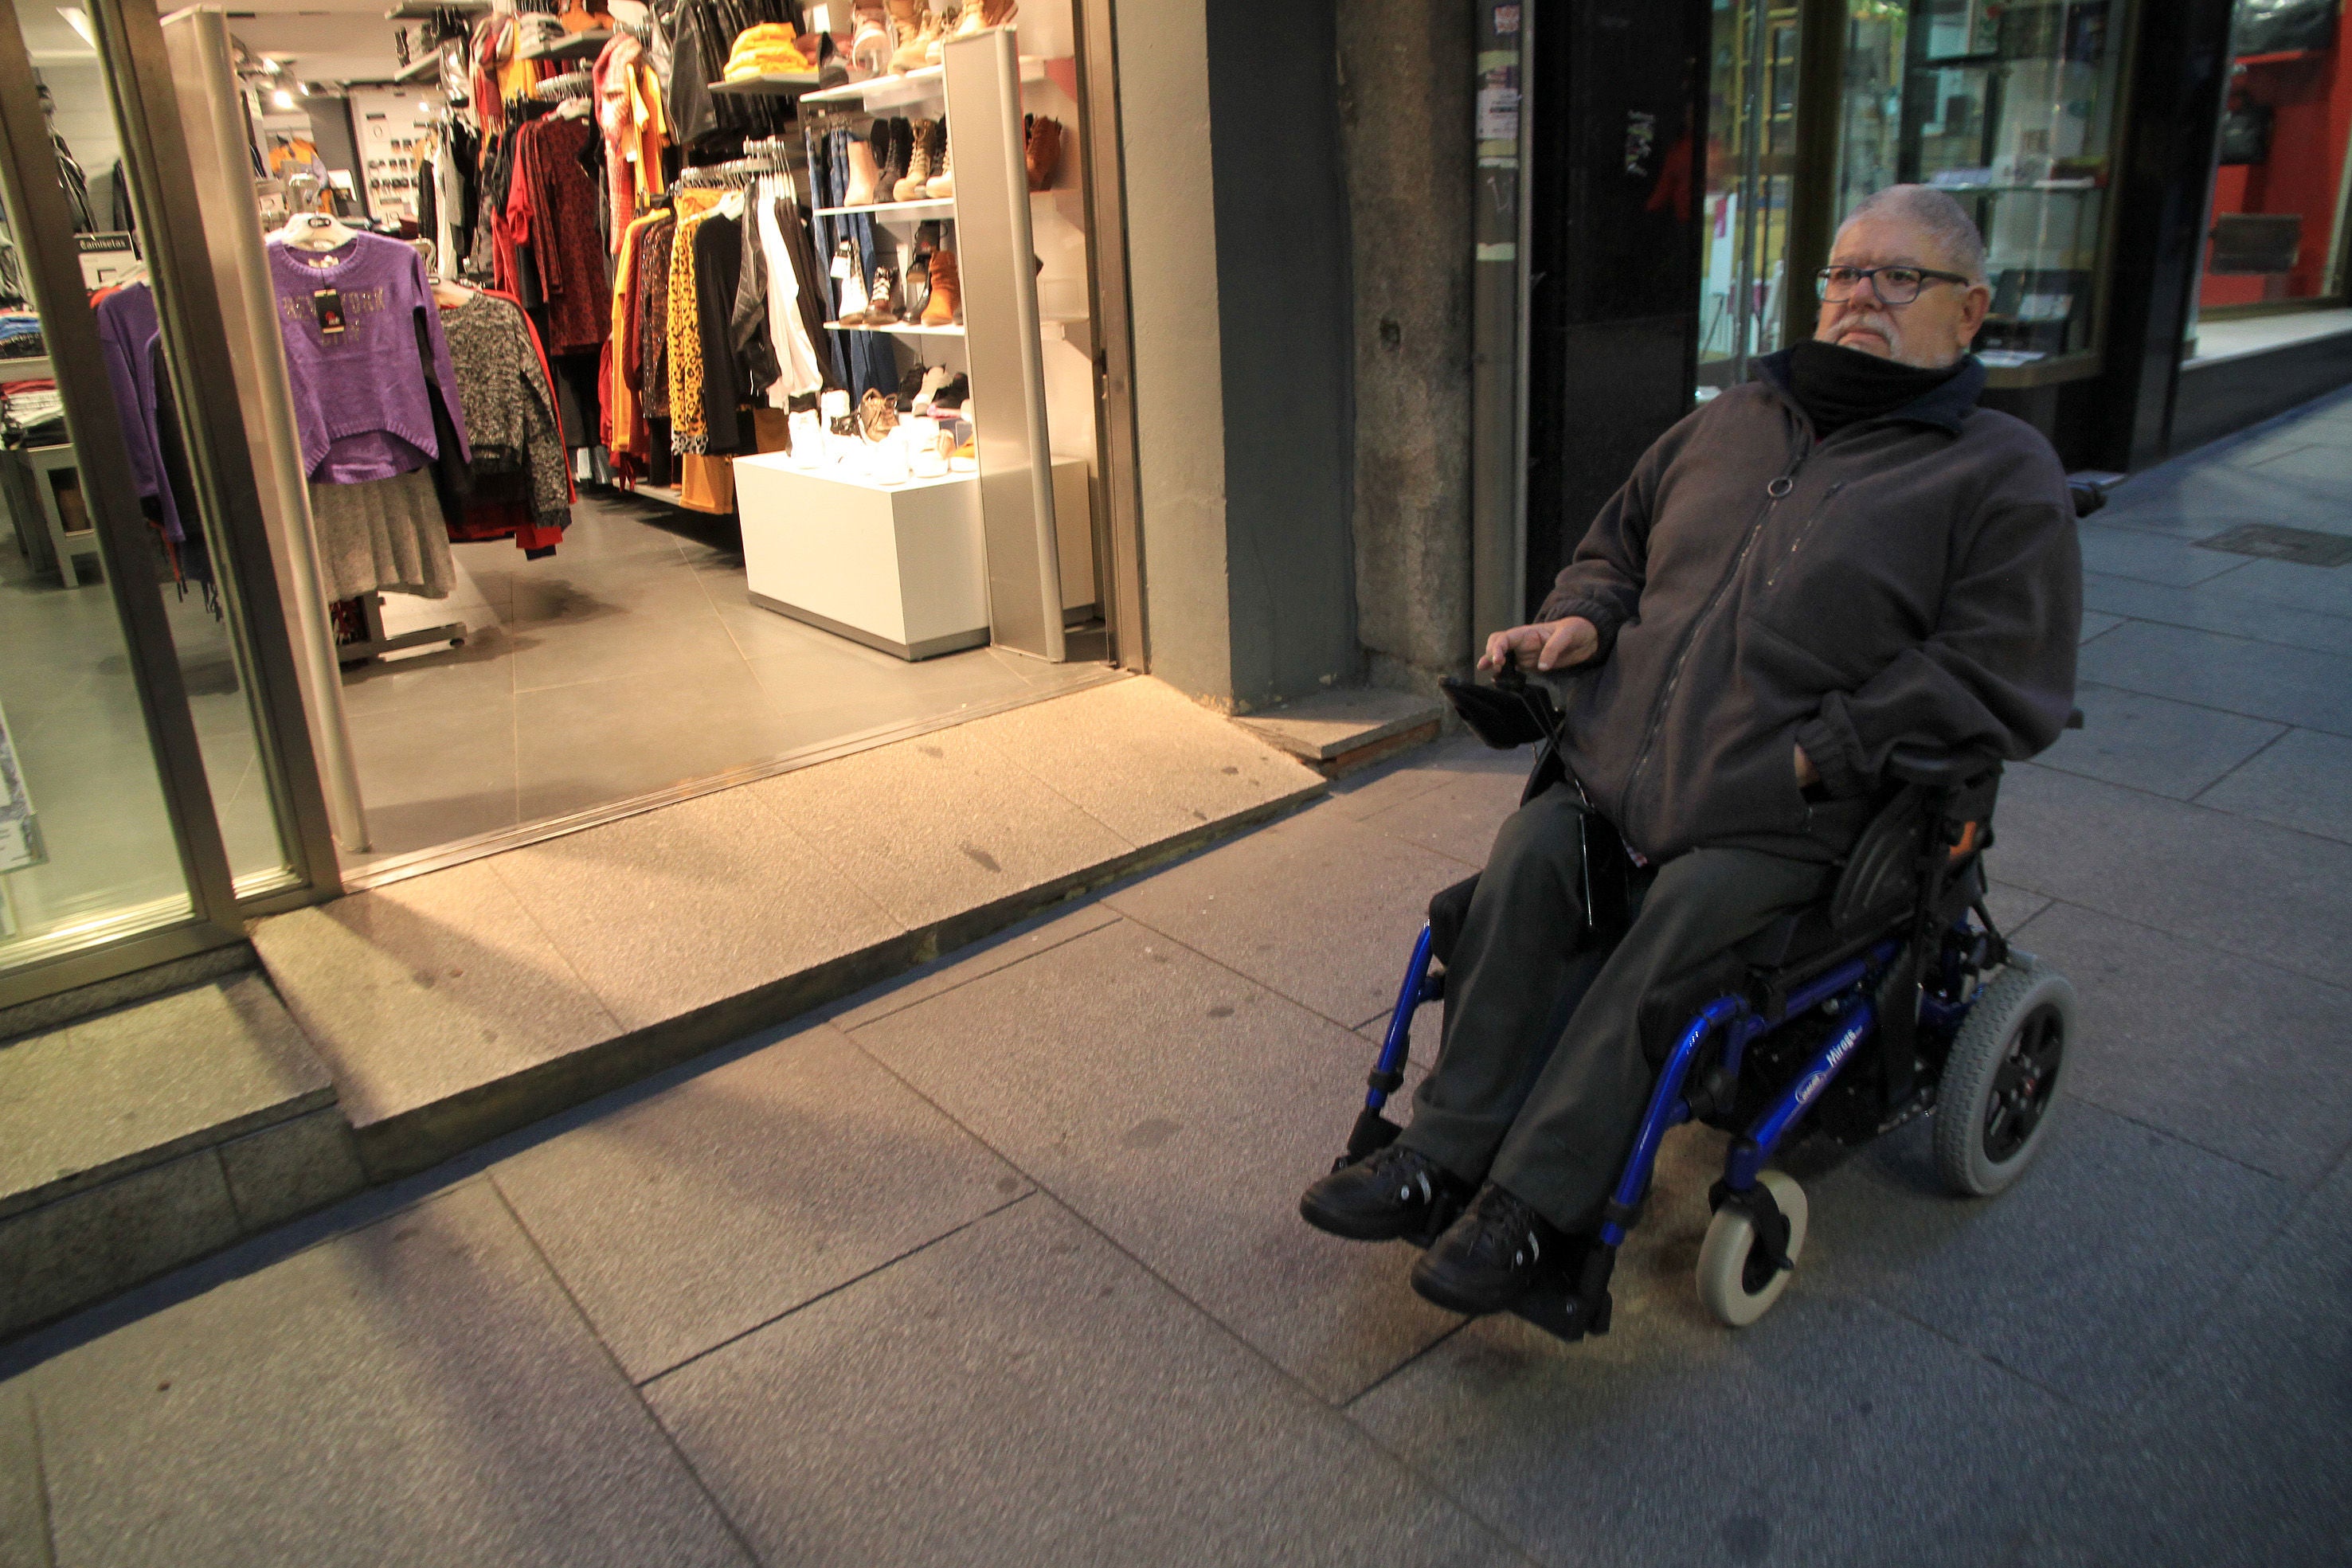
1794, 1028, 1865, 1110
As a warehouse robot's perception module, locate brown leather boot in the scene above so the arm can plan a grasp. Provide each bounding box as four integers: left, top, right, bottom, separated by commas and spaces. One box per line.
921, 246, 961, 327
1025, 114, 1062, 191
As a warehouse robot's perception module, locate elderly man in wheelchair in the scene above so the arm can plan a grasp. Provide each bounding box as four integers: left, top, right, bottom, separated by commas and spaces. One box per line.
1300, 185, 2086, 1338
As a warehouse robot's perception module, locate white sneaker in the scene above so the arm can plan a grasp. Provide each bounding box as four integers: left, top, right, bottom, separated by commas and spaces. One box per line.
910, 364, 953, 413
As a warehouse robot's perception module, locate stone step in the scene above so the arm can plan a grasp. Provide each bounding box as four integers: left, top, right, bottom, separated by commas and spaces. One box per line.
0, 975, 363, 1338
1233, 687, 1445, 777
251, 677, 1328, 1183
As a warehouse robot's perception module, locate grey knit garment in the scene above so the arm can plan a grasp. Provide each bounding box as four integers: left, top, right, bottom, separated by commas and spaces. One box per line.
439, 291, 569, 525
307, 468, 454, 600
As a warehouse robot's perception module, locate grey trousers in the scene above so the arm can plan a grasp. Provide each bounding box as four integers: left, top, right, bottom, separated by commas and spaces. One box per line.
1397, 784, 1829, 1232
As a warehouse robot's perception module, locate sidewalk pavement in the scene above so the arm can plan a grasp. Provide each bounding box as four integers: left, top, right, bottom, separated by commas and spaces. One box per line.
7, 389, 2352, 1566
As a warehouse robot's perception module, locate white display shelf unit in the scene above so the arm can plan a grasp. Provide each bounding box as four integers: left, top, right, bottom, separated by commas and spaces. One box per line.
798, 50, 1047, 109
519, 28, 609, 62
823, 319, 965, 336
812, 197, 957, 219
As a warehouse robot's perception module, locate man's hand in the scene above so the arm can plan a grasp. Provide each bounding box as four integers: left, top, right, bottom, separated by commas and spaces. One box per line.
1794, 743, 1819, 789
1478, 617, 1600, 675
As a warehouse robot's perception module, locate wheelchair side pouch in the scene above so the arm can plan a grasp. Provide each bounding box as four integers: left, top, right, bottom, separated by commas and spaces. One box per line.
1439, 676, 1556, 750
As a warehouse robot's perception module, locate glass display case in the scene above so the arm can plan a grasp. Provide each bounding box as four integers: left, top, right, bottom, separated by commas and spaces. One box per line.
1879, 0, 2135, 378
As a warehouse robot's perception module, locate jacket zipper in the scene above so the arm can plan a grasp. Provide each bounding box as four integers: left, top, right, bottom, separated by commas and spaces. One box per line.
1618, 435, 1810, 848
1763, 479, 1848, 588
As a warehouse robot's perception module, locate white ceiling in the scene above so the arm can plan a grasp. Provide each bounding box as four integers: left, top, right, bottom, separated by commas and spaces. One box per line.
21, 2, 422, 91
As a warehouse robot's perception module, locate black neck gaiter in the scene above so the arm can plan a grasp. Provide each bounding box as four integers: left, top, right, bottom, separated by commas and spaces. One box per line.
1786, 338, 1964, 438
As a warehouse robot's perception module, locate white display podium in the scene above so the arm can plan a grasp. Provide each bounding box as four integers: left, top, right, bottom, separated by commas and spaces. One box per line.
734, 452, 1098, 662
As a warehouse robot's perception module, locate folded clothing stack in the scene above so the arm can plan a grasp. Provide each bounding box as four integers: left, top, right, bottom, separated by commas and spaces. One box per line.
2, 378, 63, 443
0, 313, 45, 361
725, 22, 809, 79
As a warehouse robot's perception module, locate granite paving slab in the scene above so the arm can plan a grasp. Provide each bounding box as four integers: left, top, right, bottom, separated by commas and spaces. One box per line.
2080, 570, 2352, 657
1104, 804, 1478, 1030
2032, 682, 2283, 799
0, 1385, 43, 1568
823, 900, 1121, 1032
2076, 525, 2253, 587
742, 723, 1132, 931
485, 787, 902, 1033
2193, 554, 2352, 620
1995, 763, 2352, 991
0, 976, 331, 1220
2196, 725, 2352, 843
1352, 759, 1531, 870
2049, 1153, 2352, 1566
1328, 733, 1527, 823
491, 1022, 1028, 1381
2076, 619, 2352, 737
1800, 1098, 2293, 1410
250, 860, 624, 1132
2007, 901, 2352, 1186
645, 1198, 1520, 1568
14, 1183, 751, 1568
849, 918, 1461, 1404
1349, 1270, 2089, 1568
1233, 686, 1444, 761
961, 678, 1325, 847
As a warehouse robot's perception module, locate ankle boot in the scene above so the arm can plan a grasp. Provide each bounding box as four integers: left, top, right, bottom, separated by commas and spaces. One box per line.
948, 1, 983, 41
924, 129, 954, 198
873, 119, 906, 201
921, 246, 961, 327
844, 130, 881, 206
980, 0, 1017, 25
864, 264, 903, 325
836, 241, 871, 323
894, 119, 937, 201
891, 11, 937, 72
1025, 114, 1062, 191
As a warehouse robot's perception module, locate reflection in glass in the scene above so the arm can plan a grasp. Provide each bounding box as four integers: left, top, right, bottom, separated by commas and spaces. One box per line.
20, 4, 297, 897
1698, 0, 1803, 398
0, 51, 194, 965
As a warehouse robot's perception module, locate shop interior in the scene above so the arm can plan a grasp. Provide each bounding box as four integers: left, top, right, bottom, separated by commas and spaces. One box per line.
1, 0, 1111, 912
2191, 0, 2352, 360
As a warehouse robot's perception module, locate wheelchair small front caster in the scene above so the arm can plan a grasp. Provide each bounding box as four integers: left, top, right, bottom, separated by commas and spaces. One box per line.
1697, 1169, 1809, 1328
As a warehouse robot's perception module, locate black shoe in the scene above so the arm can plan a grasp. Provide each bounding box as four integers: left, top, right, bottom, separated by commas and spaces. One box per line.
1411, 1184, 1565, 1315
1299, 1145, 1470, 1242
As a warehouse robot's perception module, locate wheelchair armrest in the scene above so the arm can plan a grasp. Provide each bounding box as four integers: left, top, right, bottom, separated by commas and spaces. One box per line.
1884, 746, 1999, 788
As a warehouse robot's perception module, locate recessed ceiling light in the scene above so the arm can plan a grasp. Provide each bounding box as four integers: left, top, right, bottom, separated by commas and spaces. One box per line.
272, 87, 295, 108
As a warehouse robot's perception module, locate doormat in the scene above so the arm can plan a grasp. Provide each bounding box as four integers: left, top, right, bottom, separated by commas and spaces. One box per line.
2194, 523, 2352, 568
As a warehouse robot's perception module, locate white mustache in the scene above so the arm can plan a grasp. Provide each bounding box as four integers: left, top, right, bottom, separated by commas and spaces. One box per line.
1837, 313, 1897, 341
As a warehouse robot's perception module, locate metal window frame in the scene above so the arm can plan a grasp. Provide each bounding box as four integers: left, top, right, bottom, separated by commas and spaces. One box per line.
1074, 0, 1147, 670
0, 0, 249, 1007
87, 0, 341, 907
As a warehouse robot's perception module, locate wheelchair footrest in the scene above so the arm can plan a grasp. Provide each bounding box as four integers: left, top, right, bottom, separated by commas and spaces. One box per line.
1511, 1282, 1612, 1343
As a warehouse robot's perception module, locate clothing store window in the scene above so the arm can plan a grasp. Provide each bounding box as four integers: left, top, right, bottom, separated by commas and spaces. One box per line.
2190, 0, 2352, 356
1698, 0, 1804, 396
127, 0, 1117, 887
1830, 0, 2135, 383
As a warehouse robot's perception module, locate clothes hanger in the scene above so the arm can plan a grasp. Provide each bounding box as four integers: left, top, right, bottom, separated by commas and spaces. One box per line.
273, 210, 356, 252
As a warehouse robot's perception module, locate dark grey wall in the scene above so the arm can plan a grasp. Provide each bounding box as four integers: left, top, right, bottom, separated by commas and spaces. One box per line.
1202, 0, 1360, 710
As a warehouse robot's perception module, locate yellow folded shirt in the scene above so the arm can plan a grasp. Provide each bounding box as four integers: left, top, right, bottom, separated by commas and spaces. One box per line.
730, 22, 797, 49
726, 45, 808, 76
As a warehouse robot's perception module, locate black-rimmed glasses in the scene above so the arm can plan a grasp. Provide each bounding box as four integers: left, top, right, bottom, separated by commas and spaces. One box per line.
1815, 265, 1973, 305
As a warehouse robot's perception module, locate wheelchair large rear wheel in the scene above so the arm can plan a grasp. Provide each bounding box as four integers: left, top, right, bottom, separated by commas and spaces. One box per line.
1934, 953, 2075, 1197
1697, 1170, 1808, 1328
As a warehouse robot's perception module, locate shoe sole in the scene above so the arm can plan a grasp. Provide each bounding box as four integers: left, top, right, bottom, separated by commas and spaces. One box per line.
1297, 1194, 1419, 1243
1409, 1258, 1526, 1317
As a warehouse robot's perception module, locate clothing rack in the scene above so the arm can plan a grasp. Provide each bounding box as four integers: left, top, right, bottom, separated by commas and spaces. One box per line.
535, 69, 593, 100
674, 151, 790, 187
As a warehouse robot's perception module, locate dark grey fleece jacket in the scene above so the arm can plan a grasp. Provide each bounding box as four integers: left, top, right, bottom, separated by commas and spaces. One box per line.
1536, 348, 2081, 864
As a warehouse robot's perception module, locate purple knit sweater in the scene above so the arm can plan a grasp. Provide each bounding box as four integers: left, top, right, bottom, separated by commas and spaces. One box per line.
268, 232, 470, 482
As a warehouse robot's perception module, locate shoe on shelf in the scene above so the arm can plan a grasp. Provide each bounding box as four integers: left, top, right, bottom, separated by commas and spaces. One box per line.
864, 264, 903, 324
947, 1, 984, 42
891, 11, 938, 72
859, 387, 899, 440
848, 12, 891, 77
878, 116, 912, 200
949, 436, 976, 472
1409, 1183, 1567, 1316
903, 252, 932, 319
1025, 113, 1063, 191
815, 30, 849, 89
920, 246, 961, 326
894, 118, 938, 202
893, 365, 927, 412
1298, 1144, 1473, 1242
980, 0, 1016, 27
929, 370, 969, 409
836, 242, 870, 323
924, 130, 954, 198
910, 363, 954, 413
843, 130, 881, 206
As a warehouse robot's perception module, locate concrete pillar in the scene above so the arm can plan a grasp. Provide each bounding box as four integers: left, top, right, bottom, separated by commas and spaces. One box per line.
1338, 0, 1476, 697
